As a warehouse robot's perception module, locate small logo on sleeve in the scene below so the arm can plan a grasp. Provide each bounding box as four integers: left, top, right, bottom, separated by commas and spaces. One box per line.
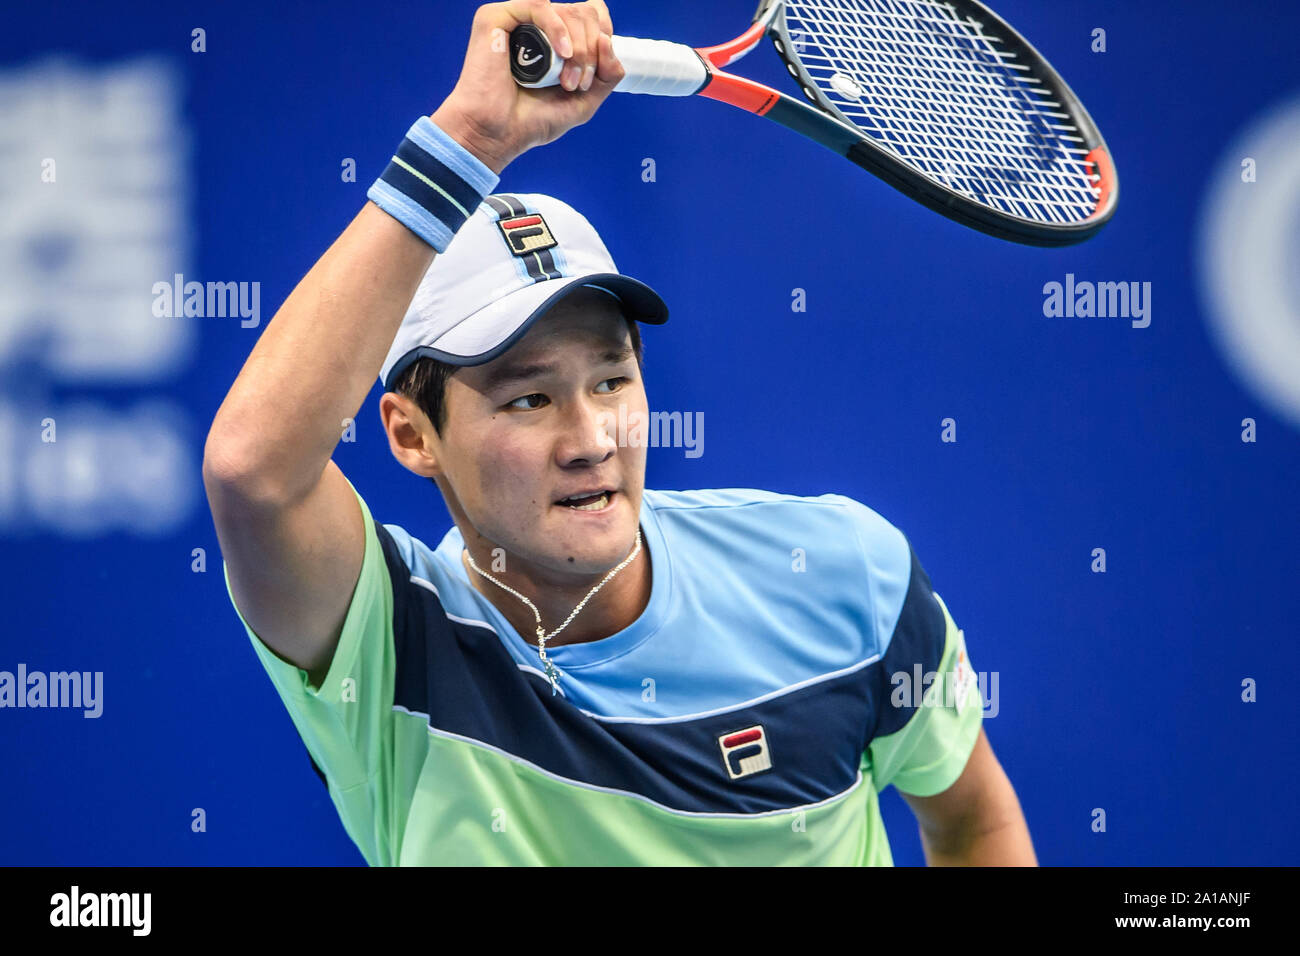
953, 630, 976, 713
718, 725, 772, 780
498, 213, 558, 256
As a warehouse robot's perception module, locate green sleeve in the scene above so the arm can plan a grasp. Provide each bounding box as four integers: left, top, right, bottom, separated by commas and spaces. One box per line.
866, 592, 984, 796
222, 477, 401, 865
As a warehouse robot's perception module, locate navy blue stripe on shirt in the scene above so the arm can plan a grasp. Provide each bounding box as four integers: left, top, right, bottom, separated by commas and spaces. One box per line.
375, 522, 876, 814
866, 543, 949, 740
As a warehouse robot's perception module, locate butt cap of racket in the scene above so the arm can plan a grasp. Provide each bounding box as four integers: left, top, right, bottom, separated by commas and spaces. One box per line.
511, 24, 563, 88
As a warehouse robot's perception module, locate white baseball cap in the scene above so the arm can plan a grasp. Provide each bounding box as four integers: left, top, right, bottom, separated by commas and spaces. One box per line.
380, 192, 669, 390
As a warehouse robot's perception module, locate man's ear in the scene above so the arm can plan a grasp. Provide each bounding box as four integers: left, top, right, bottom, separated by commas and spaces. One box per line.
379, 391, 442, 478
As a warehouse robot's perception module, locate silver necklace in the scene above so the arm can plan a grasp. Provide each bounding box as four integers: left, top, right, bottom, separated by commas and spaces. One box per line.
463, 529, 643, 695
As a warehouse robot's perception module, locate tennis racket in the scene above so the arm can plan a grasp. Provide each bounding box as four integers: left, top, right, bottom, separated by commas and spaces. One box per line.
510, 0, 1118, 246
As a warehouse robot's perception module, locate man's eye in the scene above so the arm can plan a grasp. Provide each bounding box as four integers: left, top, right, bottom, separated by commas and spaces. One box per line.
595, 377, 627, 394
506, 393, 548, 410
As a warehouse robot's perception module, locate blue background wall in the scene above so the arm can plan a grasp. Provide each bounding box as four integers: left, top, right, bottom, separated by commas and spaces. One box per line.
2, 1, 1297, 864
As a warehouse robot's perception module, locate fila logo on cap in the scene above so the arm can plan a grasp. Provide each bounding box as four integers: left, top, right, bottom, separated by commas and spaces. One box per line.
485, 194, 563, 281
718, 725, 772, 780
498, 213, 558, 256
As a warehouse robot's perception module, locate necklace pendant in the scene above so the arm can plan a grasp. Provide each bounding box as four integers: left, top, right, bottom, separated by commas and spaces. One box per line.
544, 660, 559, 695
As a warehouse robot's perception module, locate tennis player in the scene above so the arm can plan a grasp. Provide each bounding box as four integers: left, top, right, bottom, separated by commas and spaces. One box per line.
204, 0, 1036, 865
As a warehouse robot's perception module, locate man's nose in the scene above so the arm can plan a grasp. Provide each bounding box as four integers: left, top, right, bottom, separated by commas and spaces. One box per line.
556, 397, 619, 466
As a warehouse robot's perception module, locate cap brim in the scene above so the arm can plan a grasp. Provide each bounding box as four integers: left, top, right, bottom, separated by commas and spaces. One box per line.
385, 273, 668, 387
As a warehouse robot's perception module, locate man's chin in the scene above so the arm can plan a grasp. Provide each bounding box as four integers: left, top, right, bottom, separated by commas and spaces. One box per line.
543, 495, 639, 571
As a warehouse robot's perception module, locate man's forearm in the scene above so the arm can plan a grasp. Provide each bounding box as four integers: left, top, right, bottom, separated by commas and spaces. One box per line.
919, 809, 1038, 866
205, 201, 435, 503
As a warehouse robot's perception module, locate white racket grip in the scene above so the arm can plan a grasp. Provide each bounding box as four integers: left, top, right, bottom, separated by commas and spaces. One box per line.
608, 36, 708, 96
521, 33, 707, 97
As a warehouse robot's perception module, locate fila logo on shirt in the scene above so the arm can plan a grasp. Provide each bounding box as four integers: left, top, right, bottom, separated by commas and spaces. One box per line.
498, 213, 558, 256
718, 725, 773, 780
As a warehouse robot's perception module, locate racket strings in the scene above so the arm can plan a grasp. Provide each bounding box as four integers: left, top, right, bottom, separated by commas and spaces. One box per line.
780, 0, 1100, 224
801, 3, 1091, 204
790, 0, 1095, 220
791, 2, 1086, 173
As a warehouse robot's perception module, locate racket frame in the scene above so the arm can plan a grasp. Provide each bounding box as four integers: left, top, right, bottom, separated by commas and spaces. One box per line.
753, 0, 1118, 245
510, 0, 1118, 246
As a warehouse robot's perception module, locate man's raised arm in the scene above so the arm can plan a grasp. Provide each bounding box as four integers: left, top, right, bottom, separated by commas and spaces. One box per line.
202, 0, 623, 683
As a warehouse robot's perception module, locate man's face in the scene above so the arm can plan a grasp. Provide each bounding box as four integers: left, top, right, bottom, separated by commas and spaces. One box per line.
430, 287, 648, 579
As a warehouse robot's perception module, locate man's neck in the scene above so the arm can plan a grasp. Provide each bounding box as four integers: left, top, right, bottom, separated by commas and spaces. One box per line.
460, 530, 652, 648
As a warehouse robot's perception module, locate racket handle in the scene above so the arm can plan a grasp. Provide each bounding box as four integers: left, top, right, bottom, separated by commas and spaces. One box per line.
510, 24, 707, 97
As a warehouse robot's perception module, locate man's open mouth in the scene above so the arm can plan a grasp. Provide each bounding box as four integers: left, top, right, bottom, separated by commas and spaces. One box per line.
555, 490, 615, 512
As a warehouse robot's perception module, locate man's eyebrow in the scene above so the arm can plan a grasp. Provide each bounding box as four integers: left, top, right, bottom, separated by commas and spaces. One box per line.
482, 362, 555, 392
482, 344, 635, 392
600, 344, 635, 365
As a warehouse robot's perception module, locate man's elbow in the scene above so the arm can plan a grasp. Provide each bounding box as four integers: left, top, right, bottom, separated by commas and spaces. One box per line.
202, 432, 294, 511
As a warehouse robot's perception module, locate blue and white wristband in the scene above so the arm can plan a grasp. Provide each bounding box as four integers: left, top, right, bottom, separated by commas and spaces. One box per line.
367, 116, 500, 253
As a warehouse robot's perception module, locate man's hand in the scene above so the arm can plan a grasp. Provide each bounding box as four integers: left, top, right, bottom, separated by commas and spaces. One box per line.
431, 0, 625, 174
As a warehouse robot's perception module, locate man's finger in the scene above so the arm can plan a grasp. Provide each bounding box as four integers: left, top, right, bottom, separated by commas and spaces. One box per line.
586, 0, 613, 38
575, 3, 603, 91
556, 6, 589, 91
593, 31, 623, 88
497, 0, 573, 59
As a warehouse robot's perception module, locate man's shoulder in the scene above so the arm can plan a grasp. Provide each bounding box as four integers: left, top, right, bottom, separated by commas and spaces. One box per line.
645, 486, 839, 511
645, 486, 902, 536
642, 494, 909, 598
366, 514, 461, 589
644, 488, 915, 659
